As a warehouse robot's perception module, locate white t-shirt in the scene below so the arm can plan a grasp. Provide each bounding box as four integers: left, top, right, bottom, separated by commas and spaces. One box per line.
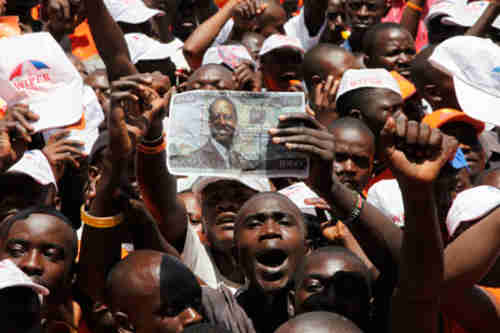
366, 179, 405, 227
181, 222, 241, 294
284, 8, 326, 52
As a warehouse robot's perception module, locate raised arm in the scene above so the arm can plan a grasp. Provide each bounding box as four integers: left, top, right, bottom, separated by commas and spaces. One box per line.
83, 0, 138, 80
381, 116, 456, 333
77, 78, 136, 302
399, 0, 425, 41
183, 0, 240, 69
303, 0, 328, 37
466, 2, 500, 38
129, 78, 188, 253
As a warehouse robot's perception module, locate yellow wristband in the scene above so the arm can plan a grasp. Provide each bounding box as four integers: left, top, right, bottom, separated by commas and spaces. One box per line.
81, 205, 123, 229
407, 1, 423, 12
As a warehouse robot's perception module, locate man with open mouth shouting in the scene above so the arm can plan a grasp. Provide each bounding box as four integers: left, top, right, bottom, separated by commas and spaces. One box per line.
234, 192, 308, 333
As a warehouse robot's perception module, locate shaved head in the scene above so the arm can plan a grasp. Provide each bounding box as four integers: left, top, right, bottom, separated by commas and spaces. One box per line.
275, 312, 363, 333
106, 250, 163, 311
328, 117, 375, 144
303, 44, 360, 90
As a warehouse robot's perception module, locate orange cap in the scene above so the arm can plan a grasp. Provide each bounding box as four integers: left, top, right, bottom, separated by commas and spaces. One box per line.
422, 109, 485, 134
390, 71, 416, 100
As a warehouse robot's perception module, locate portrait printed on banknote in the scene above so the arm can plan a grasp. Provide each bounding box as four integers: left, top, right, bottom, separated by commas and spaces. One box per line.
167, 90, 309, 178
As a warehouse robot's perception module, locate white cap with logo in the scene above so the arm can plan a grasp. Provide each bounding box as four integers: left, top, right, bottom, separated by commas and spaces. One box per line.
336, 68, 402, 102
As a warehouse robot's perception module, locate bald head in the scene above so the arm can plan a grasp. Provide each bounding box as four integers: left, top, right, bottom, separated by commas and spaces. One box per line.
303, 44, 360, 91
296, 246, 372, 287
187, 64, 236, 90
106, 250, 201, 314
106, 250, 163, 310
275, 312, 363, 333
329, 117, 374, 141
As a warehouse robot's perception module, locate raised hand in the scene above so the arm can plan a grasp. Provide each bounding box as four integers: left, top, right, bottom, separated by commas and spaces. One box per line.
269, 113, 336, 196
232, 0, 268, 30
42, 130, 85, 180
233, 62, 262, 91
110, 73, 170, 140
310, 75, 340, 114
379, 114, 458, 187
4, 104, 39, 135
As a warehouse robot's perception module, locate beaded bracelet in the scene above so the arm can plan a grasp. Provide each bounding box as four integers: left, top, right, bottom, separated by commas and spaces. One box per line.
343, 192, 365, 225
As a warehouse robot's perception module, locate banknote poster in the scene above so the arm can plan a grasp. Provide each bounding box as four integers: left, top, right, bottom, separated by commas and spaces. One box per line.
167, 90, 309, 178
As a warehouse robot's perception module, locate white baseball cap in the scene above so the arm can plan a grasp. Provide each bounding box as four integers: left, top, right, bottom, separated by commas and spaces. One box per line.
429, 36, 500, 126
103, 0, 163, 24
424, 0, 460, 28
202, 45, 255, 71
445, 185, 500, 237
442, 1, 500, 29
0, 259, 49, 302
259, 34, 304, 57
336, 68, 402, 102
6, 150, 57, 190
192, 176, 271, 195
125, 33, 190, 69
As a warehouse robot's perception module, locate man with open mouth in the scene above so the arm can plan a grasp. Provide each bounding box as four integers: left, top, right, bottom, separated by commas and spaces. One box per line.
234, 192, 307, 333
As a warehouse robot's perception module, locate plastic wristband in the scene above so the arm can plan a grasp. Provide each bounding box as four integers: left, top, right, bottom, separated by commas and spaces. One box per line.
136, 139, 167, 154
407, 1, 424, 12
81, 205, 123, 229
343, 192, 364, 225
141, 132, 166, 146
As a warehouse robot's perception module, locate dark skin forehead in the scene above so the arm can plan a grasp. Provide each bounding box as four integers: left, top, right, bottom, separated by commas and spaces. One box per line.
331, 126, 375, 156
237, 194, 304, 230
372, 28, 414, 54
188, 65, 236, 88
301, 251, 369, 282
6, 214, 75, 257
347, 0, 385, 7
320, 52, 358, 78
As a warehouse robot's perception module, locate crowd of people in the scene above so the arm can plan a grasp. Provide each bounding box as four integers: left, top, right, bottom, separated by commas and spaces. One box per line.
0, 0, 500, 332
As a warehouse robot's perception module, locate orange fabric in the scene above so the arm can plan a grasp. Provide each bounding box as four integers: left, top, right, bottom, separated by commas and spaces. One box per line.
215, 0, 230, 7
363, 168, 394, 197
422, 109, 485, 134
31, 5, 41, 21
480, 286, 500, 307
70, 21, 99, 60
390, 71, 416, 100
0, 16, 21, 38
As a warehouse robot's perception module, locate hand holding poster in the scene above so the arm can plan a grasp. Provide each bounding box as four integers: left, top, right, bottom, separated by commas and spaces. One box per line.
0, 32, 84, 132
167, 90, 309, 178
